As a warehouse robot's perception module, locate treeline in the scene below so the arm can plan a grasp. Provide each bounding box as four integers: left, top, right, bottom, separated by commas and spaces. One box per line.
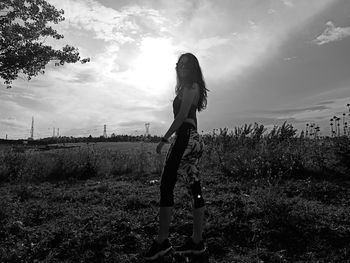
0, 134, 161, 145
2, 120, 349, 146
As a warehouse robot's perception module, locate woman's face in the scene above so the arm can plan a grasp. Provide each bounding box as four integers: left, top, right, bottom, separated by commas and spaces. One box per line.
177, 56, 191, 78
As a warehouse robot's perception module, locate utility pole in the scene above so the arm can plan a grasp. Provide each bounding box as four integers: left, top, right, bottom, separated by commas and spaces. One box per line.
145, 122, 150, 136
30, 116, 34, 140
103, 125, 107, 138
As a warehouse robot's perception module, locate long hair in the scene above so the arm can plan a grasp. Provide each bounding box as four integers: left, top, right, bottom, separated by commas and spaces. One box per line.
175, 53, 209, 112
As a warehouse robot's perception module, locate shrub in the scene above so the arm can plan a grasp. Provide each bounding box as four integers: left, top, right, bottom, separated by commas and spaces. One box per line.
0, 147, 27, 183
204, 122, 349, 182
45, 147, 99, 181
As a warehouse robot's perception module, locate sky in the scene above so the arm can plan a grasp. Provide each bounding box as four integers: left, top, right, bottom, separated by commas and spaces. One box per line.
1, 0, 350, 139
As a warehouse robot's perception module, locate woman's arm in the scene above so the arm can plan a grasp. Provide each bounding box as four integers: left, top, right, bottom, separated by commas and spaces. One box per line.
163, 83, 199, 140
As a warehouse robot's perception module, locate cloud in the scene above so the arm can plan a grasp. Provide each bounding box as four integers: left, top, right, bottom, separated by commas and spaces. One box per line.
248, 20, 258, 30
68, 70, 98, 83
268, 9, 276, 14
196, 36, 231, 51
48, 0, 173, 45
313, 21, 350, 45
281, 0, 294, 7
256, 105, 329, 115
316, 100, 335, 105
0, 118, 27, 129
117, 120, 149, 127
48, 1, 132, 44
283, 56, 297, 61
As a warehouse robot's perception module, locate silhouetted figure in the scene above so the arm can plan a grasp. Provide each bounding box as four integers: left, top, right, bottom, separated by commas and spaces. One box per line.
143, 53, 209, 261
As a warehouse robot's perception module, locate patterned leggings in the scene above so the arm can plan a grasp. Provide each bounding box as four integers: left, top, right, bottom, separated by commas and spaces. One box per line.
160, 122, 205, 208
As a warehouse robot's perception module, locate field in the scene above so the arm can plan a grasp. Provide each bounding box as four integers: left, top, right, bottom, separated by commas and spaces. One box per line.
0, 124, 349, 262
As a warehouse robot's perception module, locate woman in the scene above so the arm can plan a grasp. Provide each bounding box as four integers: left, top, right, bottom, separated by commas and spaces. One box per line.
144, 53, 209, 260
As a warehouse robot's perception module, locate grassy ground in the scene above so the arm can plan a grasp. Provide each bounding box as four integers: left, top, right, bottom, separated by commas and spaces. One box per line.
0, 135, 349, 262
1, 169, 349, 262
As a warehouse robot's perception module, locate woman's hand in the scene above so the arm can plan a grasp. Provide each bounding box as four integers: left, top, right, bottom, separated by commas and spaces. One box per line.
156, 141, 165, 154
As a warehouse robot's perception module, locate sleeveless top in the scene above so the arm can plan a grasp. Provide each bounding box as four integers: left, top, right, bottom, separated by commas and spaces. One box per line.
173, 95, 197, 126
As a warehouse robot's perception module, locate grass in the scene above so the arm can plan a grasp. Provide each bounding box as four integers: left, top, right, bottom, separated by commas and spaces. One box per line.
0, 123, 349, 262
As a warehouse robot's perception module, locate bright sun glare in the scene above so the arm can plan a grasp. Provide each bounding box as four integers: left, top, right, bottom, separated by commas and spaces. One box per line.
131, 37, 177, 96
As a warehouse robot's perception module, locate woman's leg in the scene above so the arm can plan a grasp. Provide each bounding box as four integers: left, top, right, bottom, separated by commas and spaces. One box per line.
157, 206, 173, 243
157, 125, 191, 243
192, 206, 205, 243
178, 129, 206, 244
190, 180, 205, 243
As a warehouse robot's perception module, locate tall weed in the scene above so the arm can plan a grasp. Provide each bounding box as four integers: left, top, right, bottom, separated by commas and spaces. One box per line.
203, 122, 349, 181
